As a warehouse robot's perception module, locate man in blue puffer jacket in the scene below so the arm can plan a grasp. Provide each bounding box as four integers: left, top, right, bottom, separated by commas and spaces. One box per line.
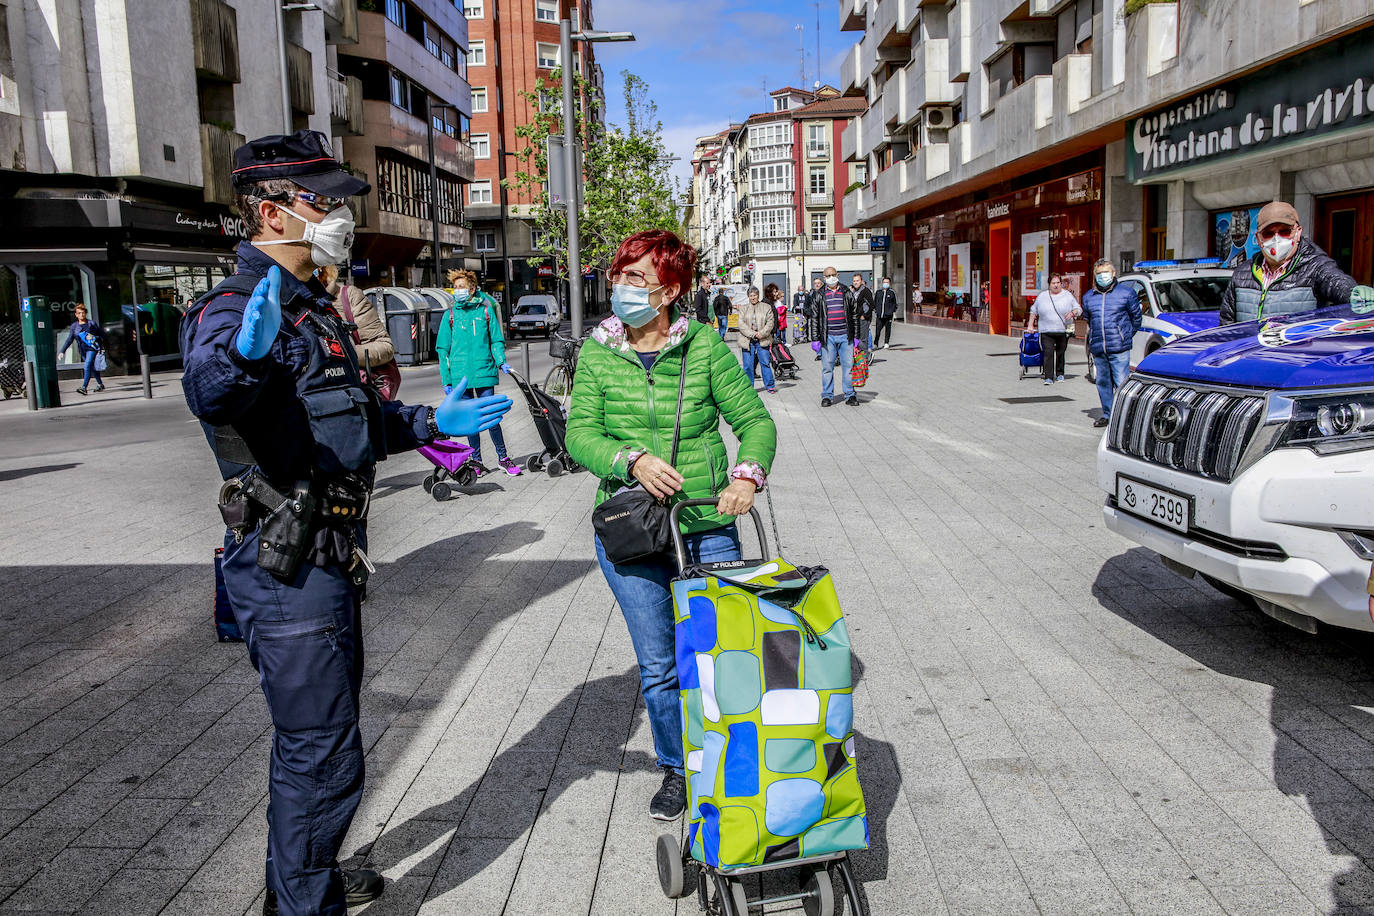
1081, 257, 1141, 428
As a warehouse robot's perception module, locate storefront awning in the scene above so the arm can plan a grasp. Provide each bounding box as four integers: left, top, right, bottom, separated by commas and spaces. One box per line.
0, 247, 108, 263
129, 246, 237, 266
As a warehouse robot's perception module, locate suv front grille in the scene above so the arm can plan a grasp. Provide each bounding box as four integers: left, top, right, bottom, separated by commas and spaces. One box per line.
1108, 377, 1265, 482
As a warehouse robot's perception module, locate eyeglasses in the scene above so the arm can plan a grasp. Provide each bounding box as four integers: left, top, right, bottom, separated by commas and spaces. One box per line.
1258, 225, 1295, 240
259, 190, 347, 215
612, 268, 659, 289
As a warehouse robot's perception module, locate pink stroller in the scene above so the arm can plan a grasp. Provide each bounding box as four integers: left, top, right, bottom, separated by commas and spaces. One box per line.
417, 439, 489, 501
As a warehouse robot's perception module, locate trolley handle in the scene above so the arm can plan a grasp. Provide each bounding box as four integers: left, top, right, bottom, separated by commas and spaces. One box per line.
669, 498, 769, 574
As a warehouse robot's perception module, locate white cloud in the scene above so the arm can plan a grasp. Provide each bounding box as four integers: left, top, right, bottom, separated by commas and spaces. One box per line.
660, 120, 730, 201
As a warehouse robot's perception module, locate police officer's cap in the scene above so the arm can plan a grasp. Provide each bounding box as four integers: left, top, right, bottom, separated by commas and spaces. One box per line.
231, 129, 371, 197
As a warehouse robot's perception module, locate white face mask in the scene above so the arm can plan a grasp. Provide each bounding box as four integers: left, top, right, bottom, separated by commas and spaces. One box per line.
882, 281, 890, 289
824, 275, 839, 287
259, 203, 356, 268
1262, 233, 1296, 264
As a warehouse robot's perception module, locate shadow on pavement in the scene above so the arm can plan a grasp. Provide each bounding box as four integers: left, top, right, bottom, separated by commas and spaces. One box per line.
0, 462, 80, 482
1094, 548, 1374, 913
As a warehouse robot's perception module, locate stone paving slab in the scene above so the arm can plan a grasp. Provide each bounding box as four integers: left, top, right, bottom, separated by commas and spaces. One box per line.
3, 324, 1374, 914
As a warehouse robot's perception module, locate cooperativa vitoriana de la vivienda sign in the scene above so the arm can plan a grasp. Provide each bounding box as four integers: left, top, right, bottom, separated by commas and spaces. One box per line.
1126, 28, 1374, 182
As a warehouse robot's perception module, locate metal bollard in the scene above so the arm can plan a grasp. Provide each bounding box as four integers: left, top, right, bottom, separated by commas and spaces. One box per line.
521, 342, 531, 382
23, 360, 36, 412
141, 353, 153, 399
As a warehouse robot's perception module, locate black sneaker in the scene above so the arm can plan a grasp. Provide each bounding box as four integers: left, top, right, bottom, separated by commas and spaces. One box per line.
76, 387, 87, 396
845, 396, 859, 406
1093, 416, 1110, 428
649, 768, 686, 821
820, 397, 833, 407
262, 869, 384, 915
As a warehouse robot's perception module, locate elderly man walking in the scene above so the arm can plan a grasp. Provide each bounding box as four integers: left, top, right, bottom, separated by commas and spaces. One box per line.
1081, 258, 1141, 428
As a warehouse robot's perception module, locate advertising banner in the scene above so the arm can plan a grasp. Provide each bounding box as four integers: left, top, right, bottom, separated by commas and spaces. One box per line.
1021, 231, 1050, 295
948, 243, 971, 294
1213, 205, 1262, 266
919, 248, 937, 292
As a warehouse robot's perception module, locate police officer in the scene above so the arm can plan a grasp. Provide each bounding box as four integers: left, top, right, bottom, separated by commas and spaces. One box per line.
179, 130, 513, 916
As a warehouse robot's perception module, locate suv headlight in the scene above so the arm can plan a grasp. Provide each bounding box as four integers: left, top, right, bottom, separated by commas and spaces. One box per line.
1276, 393, 1374, 454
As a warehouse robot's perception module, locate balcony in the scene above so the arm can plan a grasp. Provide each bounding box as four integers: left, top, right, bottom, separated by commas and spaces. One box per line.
859, 104, 889, 158
316, 0, 359, 44
361, 100, 475, 181
806, 142, 829, 160
807, 191, 832, 207
840, 118, 858, 163
328, 69, 364, 136
750, 191, 793, 208
200, 123, 245, 206
750, 143, 792, 164
840, 0, 866, 31
905, 38, 955, 112
737, 194, 749, 215
285, 43, 314, 115
881, 73, 906, 127
191, 0, 239, 83
808, 238, 831, 251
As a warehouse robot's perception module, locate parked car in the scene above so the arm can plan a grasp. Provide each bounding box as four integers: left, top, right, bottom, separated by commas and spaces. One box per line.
1097, 300, 1374, 633
508, 295, 559, 338
1083, 259, 1232, 383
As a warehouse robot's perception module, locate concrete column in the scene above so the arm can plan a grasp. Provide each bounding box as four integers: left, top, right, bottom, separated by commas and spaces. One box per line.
1101, 140, 1141, 265
1165, 180, 1209, 259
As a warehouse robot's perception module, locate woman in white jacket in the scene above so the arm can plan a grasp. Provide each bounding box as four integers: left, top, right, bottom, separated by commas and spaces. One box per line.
1027, 272, 1080, 384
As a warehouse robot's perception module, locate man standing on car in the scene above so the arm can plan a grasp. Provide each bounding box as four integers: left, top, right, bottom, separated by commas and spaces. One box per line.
1219, 201, 1356, 324
693, 275, 712, 324
1080, 258, 1141, 429
873, 277, 899, 349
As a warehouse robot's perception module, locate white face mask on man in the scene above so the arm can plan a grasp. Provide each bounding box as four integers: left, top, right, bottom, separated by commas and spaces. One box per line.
258, 203, 356, 268
824, 275, 839, 287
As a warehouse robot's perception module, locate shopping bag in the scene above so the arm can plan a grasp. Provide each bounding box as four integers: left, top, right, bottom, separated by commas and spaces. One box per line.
94, 352, 107, 372
851, 345, 870, 388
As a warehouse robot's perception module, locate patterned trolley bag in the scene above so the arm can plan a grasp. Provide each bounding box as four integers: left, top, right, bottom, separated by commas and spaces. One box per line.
661, 500, 866, 916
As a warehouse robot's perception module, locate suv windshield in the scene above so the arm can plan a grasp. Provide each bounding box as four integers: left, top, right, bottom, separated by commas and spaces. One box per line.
1152, 278, 1229, 313
515, 304, 548, 315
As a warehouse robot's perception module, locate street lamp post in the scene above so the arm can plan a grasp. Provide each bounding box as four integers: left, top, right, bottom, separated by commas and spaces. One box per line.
558, 20, 634, 337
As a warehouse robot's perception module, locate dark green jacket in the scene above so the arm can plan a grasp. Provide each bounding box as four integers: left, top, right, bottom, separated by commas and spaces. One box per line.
567, 312, 777, 535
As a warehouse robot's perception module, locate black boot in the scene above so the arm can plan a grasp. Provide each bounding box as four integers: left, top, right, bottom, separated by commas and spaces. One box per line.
262, 868, 384, 915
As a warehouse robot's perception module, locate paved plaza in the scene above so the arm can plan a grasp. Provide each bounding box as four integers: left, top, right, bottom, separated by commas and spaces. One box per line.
4, 323, 1374, 915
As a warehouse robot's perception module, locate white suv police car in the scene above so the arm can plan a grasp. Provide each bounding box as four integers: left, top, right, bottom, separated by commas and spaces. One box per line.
1084, 259, 1232, 383
1097, 301, 1374, 633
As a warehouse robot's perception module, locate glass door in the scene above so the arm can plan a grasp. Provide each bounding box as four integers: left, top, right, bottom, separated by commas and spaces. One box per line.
1316, 190, 1374, 285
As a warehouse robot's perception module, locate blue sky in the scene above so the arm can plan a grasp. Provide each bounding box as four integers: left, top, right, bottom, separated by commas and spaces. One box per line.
585, 0, 856, 199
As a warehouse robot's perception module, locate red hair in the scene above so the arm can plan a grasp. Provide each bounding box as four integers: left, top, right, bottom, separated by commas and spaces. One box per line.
609, 230, 697, 304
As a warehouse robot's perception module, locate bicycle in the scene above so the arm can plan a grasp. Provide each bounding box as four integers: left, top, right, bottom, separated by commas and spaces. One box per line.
542, 330, 583, 412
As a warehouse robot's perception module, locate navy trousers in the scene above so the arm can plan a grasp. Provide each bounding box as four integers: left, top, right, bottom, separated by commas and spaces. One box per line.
223, 527, 365, 916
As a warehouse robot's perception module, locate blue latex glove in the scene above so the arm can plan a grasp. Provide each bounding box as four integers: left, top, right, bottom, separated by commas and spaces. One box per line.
235, 266, 282, 360
500, 363, 512, 374
443, 384, 454, 395
434, 376, 513, 437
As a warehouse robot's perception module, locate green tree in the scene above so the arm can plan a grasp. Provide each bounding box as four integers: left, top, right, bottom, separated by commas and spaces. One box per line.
506, 69, 680, 281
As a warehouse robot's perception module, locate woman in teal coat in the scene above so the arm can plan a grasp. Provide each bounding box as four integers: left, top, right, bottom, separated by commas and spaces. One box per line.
436, 269, 522, 476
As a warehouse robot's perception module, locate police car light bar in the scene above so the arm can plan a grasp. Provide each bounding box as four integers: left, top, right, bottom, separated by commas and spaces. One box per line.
1132, 258, 1223, 270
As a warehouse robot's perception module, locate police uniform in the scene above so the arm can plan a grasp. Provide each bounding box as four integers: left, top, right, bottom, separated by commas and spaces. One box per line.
180, 132, 434, 916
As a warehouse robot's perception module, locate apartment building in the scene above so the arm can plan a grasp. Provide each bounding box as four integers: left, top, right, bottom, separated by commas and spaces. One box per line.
690, 86, 874, 296
839, 0, 1374, 335
337, 0, 475, 288
460, 0, 603, 314
0, 0, 359, 372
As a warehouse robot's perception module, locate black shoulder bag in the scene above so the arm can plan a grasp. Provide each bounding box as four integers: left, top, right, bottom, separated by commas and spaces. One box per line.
592, 343, 691, 565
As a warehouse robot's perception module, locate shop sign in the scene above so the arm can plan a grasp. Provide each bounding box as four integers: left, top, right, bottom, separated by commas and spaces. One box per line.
986, 202, 1010, 220
350, 259, 370, 278
869, 235, 891, 251
537, 265, 554, 277
127, 202, 247, 241
1127, 27, 1374, 181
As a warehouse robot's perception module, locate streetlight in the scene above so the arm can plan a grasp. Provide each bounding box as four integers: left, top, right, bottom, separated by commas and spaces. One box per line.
560, 20, 635, 337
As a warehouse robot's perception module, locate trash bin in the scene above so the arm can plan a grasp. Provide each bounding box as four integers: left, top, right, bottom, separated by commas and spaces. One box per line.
380, 288, 432, 367
417, 288, 452, 362
20, 296, 60, 408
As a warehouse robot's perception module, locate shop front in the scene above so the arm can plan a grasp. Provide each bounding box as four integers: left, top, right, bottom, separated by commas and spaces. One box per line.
905, 167, 1103, 335
1128, 25, 1374, 285
0, 196, 244, 374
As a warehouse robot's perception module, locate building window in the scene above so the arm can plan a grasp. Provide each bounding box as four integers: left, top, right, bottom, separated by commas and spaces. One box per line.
774, 96, 789, 111
376, 151, 463, 226
853, 162, 868, 185
986, 43, 1054, 106
468, 40, 486, 67
535, 0, 557, 22
748, 163, 792, 193
469, 180, 493, 205
471, 87, 488, 113
439, 35, 457, 70
388, 70, 410, 110
809, 167, 826, 196
463, 0, 483, 18
475, 229, 497, 251
807, 124, 827, 155
536, 42, 559, 70
810, 213, 828, 242
748, 122, 789, 147
471, 133, 490, 158
755, 207, 793, 240
385, 0, 406, 28
853, 228, 871, 242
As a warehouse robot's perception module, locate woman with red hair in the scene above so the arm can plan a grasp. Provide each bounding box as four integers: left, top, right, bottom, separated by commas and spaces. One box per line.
567, 230, 777, 821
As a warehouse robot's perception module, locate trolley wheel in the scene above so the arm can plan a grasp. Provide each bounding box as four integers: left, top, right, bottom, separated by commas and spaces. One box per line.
655, 834, 688, 899
524, 454, 543, 473
431, 482, 452, 501
803, 867, 834, 916
727, 878, 750, 915
456, 466, 477, 487
422, 474, 436, 493
545, 457, 564, 477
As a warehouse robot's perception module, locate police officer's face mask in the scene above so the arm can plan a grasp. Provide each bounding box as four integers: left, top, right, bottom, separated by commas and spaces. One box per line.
259, 201, 356, 268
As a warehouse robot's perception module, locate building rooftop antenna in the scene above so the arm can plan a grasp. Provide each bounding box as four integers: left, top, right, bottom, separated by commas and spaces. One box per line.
795, 23, 806, 88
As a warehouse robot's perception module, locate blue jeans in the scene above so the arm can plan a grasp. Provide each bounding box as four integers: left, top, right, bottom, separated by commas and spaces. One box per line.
716, 317, 728, 339
740, 340, 775, 390
81, 350, 103, 389
595, 523, 742, 772
1094, 350, 1132, 418
462, 386, 507, 462
821, 334, 854, 400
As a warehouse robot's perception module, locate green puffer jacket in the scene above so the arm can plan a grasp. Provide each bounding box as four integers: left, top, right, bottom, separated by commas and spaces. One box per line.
436, 291, 506, 389
567, 312, 778, 536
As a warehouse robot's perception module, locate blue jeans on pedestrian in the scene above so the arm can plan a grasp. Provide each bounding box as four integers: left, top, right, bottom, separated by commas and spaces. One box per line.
821, 334, 854, 400
740, 340, 775, 390
81, 350, 103, 389
595, 523, 742, 772
716, 316, 728, 339
462, 386, 507, 462
1094, 350, 1131, 418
